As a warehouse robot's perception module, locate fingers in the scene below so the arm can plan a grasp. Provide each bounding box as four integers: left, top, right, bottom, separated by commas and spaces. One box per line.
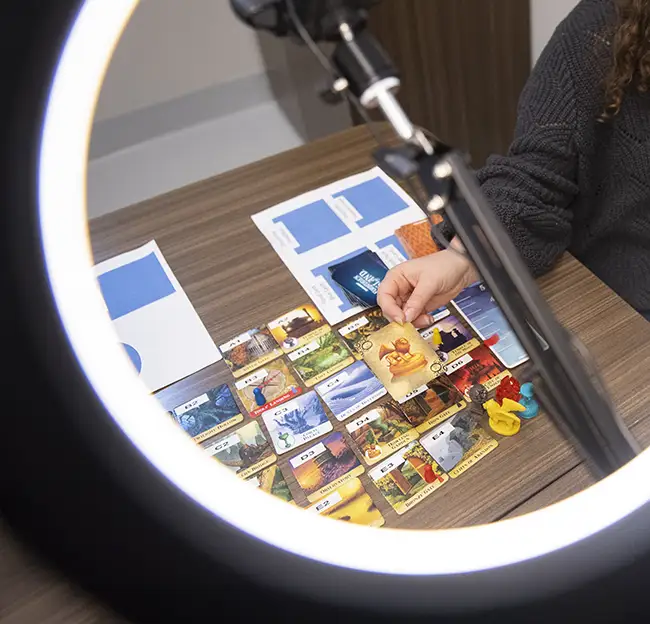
412, 314, 433, 329
377, 272, 407, 323
403, 277, 438, 323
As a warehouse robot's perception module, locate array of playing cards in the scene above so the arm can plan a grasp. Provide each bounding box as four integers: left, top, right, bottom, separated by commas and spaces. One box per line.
161, 280, 534, 527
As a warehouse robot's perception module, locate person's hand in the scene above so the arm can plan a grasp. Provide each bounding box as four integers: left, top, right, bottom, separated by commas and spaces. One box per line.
378, 249, 478, 328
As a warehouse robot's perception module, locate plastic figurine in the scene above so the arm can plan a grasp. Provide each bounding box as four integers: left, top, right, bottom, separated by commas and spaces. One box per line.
519, 382, 539, 419
253, 386, 267, 406
483, 398, 525, 436
495, 376, 521, 404
467, 383, 488, 419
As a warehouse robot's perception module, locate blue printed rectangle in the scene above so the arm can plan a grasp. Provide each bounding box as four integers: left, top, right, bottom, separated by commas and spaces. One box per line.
332, 177, 409, 228
272, 199, 351, 254
97, 251, 176, 320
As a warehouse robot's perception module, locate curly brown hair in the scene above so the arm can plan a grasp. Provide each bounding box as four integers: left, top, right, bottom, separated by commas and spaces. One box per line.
603, 0, 650, 118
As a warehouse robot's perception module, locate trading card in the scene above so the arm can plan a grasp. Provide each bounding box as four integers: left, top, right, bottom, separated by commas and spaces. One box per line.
345, 399, 418, 465
420, 413, 498, 478
246, 464, 295, 504
308, 478, 385, 527
445, 345, 511, 399
315, 360, 387, 422
234, 359, 302, 418
268, 304, 329, 353
204, 420, 276, 479
262, 391, 333, 455
288, 330, 355, 387
218, 326, 282, 378
338, 308, 390, 360
172, 384, 244, 443
369, 440, 448, 515
452, 282, 534, 369
410, 376, 467, 434
289, 431, 364, 502
361, 321, 444, 402
420, 314, 480, 364
329, 250, 388, 308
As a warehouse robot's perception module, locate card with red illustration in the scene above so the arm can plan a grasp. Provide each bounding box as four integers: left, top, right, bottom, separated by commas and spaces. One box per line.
444, 345, 511, 399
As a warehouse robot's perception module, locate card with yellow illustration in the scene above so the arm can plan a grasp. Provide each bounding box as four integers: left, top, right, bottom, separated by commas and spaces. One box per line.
268, 304, 329, 353
338, 307, 390, 360
361, 322, 444, 401
308, 478, 385, 527
289, 432, 364, 503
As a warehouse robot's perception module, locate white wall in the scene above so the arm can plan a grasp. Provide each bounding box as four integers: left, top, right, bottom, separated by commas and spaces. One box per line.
95, 0, 268, 121
89, 0, 351, 218
530, 0, 581, 66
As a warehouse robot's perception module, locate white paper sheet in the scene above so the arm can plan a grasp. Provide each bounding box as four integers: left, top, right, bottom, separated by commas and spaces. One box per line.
94, 240, 221, 392
252, 167, 424, 325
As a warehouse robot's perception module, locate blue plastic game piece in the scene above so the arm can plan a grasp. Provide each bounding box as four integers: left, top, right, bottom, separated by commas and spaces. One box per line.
253, 387, 266, 406
519, 382, 539, 419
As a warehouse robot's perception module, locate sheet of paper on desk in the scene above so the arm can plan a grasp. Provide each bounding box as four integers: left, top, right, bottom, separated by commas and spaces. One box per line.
94, 240, 221, 392
252, 167, 424, 325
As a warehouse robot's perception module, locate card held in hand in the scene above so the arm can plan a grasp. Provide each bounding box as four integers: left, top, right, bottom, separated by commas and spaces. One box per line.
361, 322, 444, 402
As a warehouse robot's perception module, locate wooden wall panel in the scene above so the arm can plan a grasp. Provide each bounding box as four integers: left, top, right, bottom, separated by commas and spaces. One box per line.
361, 0, 531, 166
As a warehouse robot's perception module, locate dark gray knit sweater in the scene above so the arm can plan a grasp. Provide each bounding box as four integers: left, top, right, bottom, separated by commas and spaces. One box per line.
473, 0, 650, 312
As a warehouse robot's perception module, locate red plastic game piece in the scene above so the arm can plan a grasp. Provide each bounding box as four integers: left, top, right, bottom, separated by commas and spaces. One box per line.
484, 334, 500, 347
495, 376, 521, 404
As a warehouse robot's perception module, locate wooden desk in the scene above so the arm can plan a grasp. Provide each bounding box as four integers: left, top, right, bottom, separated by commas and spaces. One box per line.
90, 124, 650, 529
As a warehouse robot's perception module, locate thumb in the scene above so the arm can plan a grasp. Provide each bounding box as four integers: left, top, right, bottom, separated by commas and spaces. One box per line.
403, 277, 438, 324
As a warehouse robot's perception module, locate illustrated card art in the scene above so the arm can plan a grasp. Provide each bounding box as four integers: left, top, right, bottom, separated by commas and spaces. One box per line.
171, 384, 244, 443
246, 464, 294, 504
361, 322, 444, 402
288, 330, 355, 387
219, 326, 282, 378
420, 315, 480, 364
308, 478, 385, 527
262, 391, 333, 455
268, 304, 329, 353
204, 420, 276, 479
369, 440, 448, 515
315, 360, 386, 422
289, 432, 364, 502
444, 345, 511, 398
338, 308, 390, 359
234, 359, 302, 418
409, 376, 467, 434
345, 399, 418, 466
420, 412, 498, 478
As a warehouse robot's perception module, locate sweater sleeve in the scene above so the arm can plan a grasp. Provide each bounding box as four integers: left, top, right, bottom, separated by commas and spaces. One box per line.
474, 29, 581, 276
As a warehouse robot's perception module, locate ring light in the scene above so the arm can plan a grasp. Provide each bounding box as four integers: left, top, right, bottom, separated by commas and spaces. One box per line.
0, 0, 647, 617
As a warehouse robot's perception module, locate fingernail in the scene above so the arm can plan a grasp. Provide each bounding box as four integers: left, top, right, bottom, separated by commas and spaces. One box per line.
404, 307, 416, 323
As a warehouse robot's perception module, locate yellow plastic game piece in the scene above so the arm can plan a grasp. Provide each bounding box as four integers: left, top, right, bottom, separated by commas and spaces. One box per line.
483, 398, 525, 437
432, 327, 443, 346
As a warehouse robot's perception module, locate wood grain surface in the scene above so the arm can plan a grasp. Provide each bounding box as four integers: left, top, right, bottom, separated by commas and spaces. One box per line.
4, 124, 650, 624
88, 124, 650, 531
